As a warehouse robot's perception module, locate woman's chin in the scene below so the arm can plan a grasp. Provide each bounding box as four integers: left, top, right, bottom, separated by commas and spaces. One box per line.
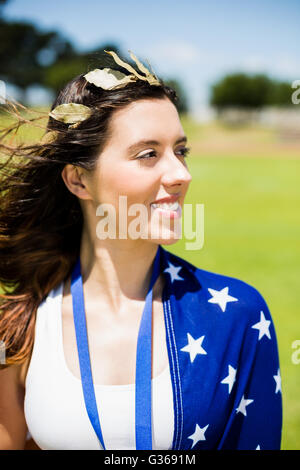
159, 237, 180, 246
146, 230, 182, 245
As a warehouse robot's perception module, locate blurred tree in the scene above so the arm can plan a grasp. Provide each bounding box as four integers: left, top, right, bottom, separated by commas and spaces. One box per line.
266, 81, 293, 106
210, 73, 292, 109
42, 43, 122, 94
210, 73, 270, 109
163, 78, 189, 114
0, 21, 75, 96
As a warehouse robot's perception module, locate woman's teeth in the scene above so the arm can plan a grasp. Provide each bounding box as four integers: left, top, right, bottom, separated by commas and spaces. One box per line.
151, 201, 179, 211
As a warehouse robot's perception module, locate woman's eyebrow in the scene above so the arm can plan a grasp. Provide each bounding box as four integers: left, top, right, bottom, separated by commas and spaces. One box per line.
127, 136, 187, 153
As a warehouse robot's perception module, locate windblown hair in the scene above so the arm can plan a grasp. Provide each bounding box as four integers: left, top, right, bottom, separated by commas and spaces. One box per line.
0, 68, 178, 368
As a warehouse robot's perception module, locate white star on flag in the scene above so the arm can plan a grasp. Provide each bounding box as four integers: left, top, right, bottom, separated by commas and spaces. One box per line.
164, 261, 184, 283
180, 333, 207, 363
207, 287, 238, 312
221, 365, 237, 393
251, 311, 271, 340
273, 368, 281, 394
188, 423, 209, 448
236, 395, 254, 416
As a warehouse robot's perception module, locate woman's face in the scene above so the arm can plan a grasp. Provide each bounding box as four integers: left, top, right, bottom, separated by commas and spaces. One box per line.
82, 97, 192, 245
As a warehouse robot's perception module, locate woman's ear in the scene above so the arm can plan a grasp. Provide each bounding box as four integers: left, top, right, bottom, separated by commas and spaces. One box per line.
61, 165, 92, 200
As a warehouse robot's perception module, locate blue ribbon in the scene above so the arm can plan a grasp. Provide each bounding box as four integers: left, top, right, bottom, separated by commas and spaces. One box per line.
71, 246, 162, 450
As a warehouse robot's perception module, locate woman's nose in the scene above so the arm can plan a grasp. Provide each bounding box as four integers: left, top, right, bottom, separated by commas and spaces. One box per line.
161, 153, 192, 187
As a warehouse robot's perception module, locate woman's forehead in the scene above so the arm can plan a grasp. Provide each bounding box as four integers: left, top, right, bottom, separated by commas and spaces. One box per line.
108, 99, 182, 141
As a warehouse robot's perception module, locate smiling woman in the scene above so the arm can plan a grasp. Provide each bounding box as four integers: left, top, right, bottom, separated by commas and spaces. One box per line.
0, 50, 282, 451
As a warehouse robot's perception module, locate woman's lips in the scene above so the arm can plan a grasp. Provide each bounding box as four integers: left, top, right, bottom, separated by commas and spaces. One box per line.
150, 201, 182, 219
151, 193, 180, 205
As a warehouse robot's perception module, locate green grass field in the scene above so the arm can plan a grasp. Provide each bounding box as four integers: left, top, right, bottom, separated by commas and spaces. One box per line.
1, 109, 299, 449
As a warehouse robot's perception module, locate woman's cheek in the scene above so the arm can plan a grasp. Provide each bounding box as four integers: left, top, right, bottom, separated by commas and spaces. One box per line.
95, 162, 159, 208
118, 169, 155, 198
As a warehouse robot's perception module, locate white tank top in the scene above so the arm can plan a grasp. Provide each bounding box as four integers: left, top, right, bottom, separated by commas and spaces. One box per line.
24, 282, 174, 450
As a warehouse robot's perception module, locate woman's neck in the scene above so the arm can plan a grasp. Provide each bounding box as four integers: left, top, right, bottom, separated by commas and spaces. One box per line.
76, 225, 163, 314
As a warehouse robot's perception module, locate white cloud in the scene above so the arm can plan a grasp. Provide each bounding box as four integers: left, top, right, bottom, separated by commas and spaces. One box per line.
240, 54, 299, 80
241, 55, 268, 73
273, 55, 300, 79
144, 40, 202, 66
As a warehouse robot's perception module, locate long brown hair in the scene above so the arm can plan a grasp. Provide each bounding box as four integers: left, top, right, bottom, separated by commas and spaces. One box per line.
0, 68, 178, 368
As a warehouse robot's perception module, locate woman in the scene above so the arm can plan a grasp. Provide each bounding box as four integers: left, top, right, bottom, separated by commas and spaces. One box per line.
0, 50, 282, 450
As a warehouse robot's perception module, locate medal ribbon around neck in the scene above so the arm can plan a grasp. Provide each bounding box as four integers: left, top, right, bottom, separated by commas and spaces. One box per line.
70, 245, 162, 449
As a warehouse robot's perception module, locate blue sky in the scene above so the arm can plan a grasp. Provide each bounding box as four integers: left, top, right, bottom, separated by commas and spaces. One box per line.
3, 0, 300, 114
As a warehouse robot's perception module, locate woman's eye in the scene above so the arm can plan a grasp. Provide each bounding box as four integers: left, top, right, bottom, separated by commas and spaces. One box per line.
137, 146, 191, 160
137, 151, 157, 160
178, 146, 191, 158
